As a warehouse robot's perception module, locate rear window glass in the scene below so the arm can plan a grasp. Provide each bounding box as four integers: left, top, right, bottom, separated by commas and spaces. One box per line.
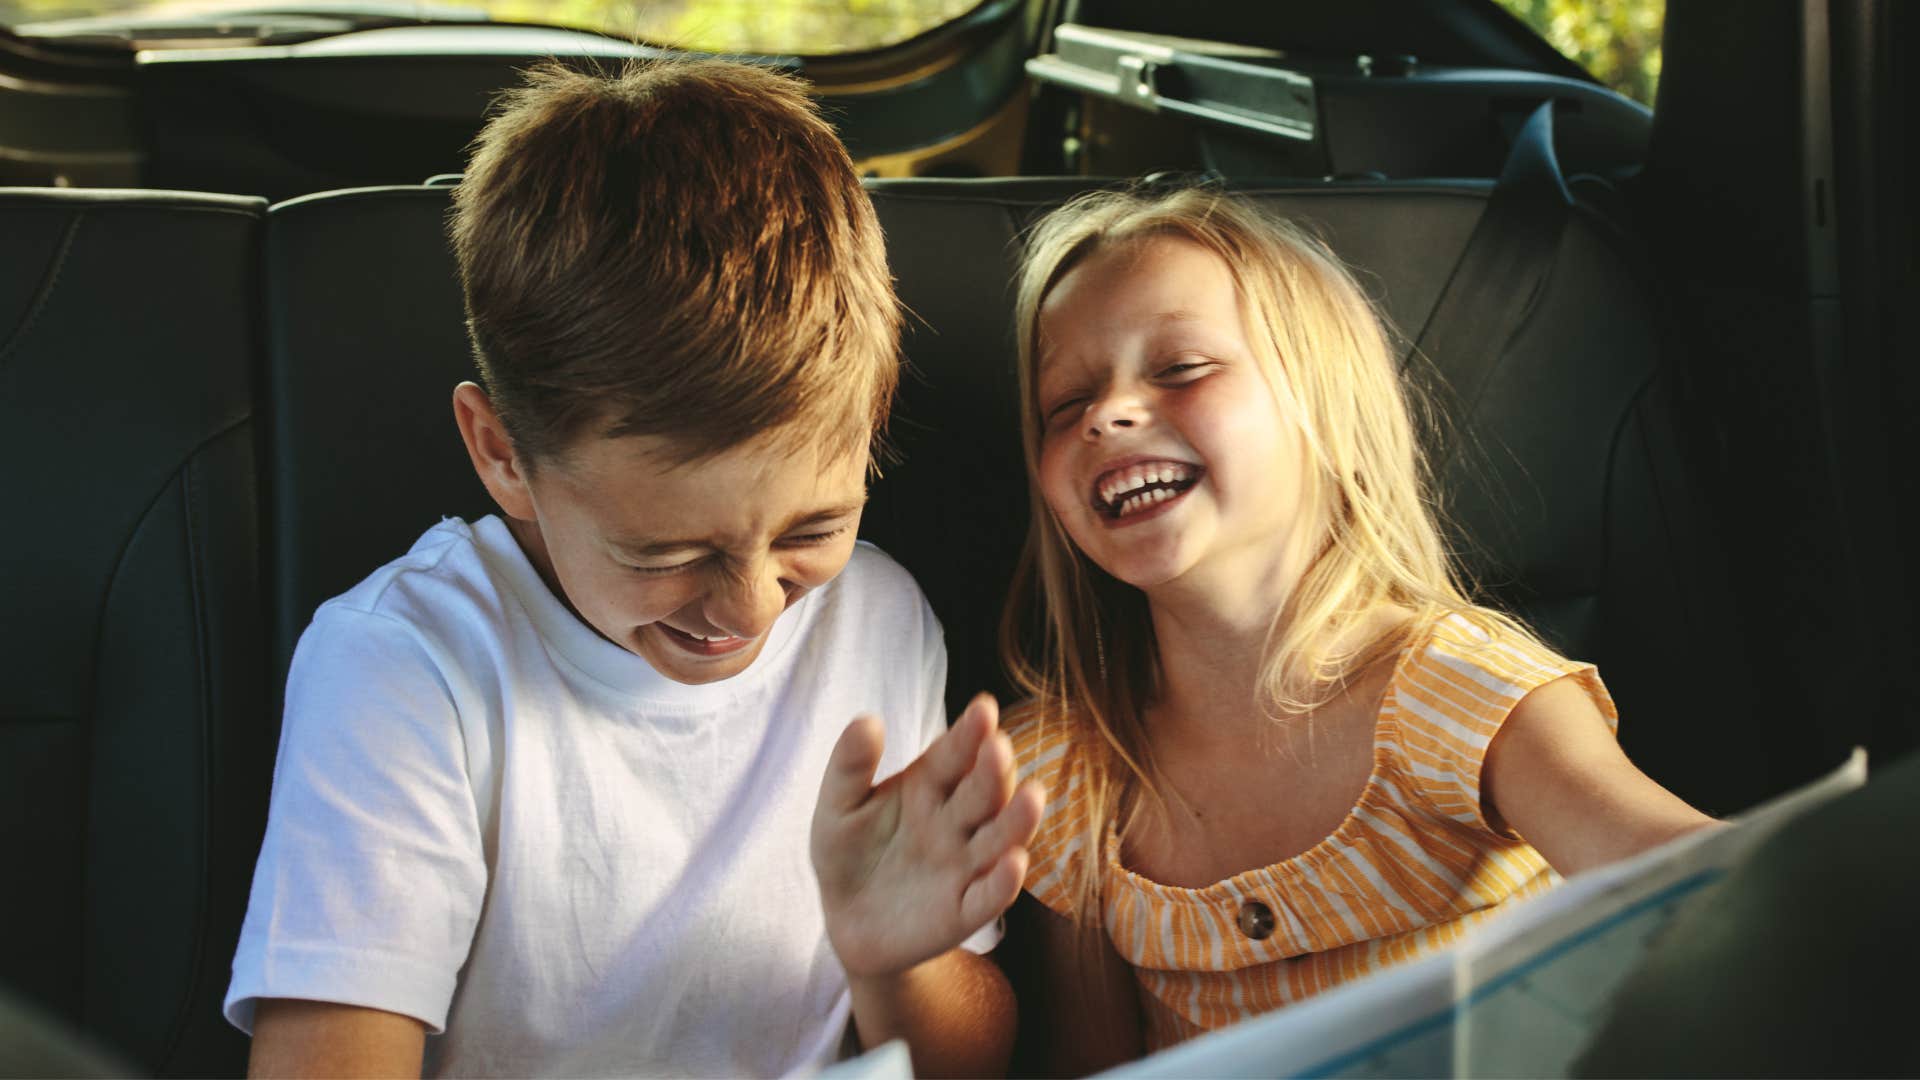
1491, 0, 1664, 106
2, 0, 988, 55
493, 0, 985, 55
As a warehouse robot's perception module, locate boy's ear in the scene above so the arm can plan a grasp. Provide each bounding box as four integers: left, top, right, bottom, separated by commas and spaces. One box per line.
453, 381, 538, 521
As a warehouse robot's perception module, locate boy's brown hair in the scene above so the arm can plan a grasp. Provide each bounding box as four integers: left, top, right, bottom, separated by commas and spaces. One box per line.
450, 58, 899, 467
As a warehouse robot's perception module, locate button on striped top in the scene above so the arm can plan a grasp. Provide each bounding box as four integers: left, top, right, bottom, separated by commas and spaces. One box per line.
1008, 613, 1618, 1050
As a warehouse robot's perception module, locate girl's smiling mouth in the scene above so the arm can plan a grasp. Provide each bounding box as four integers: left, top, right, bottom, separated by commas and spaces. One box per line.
1091, 459, 1204, 522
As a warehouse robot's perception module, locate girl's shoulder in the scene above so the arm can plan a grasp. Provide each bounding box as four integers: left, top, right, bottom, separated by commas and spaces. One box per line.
1389, 609, 1612, 710
1004, 700, 1088, 828
1004, 699, 1072, 772
1378, 609, 1619, 833
1003, 700, 1101, 917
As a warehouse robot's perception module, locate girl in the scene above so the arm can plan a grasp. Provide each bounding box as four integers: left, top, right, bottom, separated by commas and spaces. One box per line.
1000, 186, 1716, 1073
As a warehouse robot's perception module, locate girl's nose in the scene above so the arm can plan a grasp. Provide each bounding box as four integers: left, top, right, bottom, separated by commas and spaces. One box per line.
1083, 389, 1148, 440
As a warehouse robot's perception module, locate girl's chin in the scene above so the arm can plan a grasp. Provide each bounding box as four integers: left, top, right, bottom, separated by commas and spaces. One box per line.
1090, 553, 1191, 592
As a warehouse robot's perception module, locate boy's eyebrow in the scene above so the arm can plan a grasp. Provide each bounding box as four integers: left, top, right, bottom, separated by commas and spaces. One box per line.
778, 499, 869, 532
609, 499, 868, 556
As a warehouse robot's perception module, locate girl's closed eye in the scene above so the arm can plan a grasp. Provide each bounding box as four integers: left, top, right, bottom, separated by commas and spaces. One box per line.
1043, 393, 1089, 428
1155, 358, 1216, 382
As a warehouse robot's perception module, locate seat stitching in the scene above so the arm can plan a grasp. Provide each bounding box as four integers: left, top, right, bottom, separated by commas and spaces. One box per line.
156, 451, 218, 1069
0, 210, 84, 371
76, 419, 244, 1068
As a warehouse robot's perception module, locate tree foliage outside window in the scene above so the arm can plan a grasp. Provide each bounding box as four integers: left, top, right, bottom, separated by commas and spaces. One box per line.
0, 0, 985, 54
486, 0, 983, 55
4, 0, 1665, 97
1490, 0, 1665, 106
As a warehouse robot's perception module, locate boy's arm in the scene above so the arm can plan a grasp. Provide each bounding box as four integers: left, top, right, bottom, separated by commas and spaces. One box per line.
845, 949, 1016, 1079
249, 1000, 425, 1079
811, 695, 1045, 1077
227, 607, 486, 1072
1483, 674, 1720, 875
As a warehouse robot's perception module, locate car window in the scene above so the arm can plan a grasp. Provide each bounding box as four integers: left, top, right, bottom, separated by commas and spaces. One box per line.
528, 0, 988, 55
1490, 0, 1663, 105
2, 0, 991, 54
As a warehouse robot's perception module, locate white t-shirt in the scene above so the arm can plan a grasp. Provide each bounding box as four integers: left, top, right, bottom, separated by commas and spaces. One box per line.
225, 516, 990, 1077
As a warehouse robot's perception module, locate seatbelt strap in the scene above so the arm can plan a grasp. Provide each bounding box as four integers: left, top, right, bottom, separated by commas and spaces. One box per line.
1404, 101, 1575, 469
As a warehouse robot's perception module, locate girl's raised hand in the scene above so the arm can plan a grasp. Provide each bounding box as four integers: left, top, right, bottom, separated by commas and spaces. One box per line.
809, 694, 1046, 979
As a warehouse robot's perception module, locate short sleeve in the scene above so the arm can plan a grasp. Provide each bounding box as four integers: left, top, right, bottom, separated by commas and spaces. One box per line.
1006, 705, 1092, 920
1385, 614, 1619, 837
224, 604, 488, 1034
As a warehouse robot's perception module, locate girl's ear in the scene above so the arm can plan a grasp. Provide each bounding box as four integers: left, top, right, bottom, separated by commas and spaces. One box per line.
452, 381, 538, 521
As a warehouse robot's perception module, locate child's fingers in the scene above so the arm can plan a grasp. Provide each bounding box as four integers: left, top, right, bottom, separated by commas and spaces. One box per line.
944, 730, 1017, 833
959, 846, 1030, 932
966, 780, 1046, 876
915, 693, 999, 795
816, 714, 887, 816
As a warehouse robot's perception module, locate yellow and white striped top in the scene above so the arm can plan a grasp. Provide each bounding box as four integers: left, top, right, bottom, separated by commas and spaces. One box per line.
1009, 613, 1618, 1049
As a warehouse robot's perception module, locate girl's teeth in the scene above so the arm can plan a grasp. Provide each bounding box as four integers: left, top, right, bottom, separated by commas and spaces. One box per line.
1097, 462, 1200, 513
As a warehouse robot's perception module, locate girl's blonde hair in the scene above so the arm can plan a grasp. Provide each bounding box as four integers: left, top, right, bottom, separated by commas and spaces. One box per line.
1000, 185, 1536, 924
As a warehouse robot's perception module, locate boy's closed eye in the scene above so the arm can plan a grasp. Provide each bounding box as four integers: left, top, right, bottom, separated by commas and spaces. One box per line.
619, 525, 854, 575
623, 555, 707, 576
778, 525, 852, 546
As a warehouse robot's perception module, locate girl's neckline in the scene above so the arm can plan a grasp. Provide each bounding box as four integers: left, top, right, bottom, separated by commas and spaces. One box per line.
1105, 618, 1432, 901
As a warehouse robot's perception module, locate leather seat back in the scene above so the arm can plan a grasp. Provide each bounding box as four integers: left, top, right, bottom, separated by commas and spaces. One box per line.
0, 189, 269, 1076
263, 186, 489, 683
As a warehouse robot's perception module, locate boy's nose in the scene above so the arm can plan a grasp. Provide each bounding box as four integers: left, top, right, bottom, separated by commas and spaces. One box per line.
704, 558, 787, 640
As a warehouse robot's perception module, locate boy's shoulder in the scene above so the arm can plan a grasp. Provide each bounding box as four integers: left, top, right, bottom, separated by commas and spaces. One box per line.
295, 516, 542, 694
322, 517, 486, 619
310, 517, 515, 653
797, 539, 935, 631
787, 540, 940, 670
835, 539, 925, 602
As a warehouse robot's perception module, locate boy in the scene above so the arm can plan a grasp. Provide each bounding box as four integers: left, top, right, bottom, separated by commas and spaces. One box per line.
224, 59, 1043, 1077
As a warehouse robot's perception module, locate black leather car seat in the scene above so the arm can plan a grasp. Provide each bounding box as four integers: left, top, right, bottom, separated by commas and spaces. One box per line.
262, 186, 490, 688
0, 188, 270, 1076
